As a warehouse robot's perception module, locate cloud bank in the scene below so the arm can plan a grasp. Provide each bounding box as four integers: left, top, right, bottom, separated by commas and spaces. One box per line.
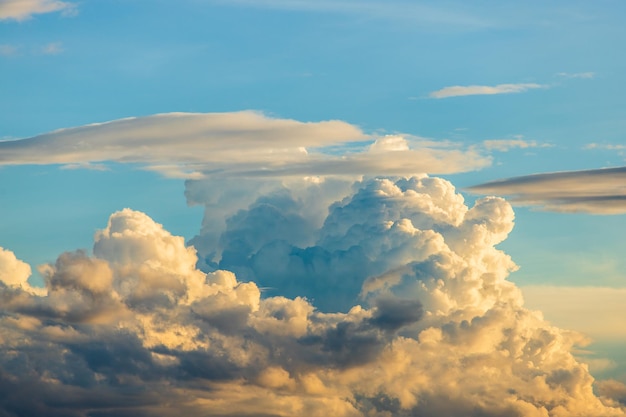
0, 176, 622, 416
430, 83, 544, 99
0, 112, 489, 178
468, 166, 626, 214
0, 0, 74, 20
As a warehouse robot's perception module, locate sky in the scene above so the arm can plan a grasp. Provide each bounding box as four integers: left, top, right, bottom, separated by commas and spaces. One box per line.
1, 0, 626, 415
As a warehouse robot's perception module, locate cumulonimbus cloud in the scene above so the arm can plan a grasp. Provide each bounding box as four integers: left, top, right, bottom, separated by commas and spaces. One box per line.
468, 166, 626, 214
0, 112, 490, 178
0, 176, 622, 416
429, 83, 544, 99
0, 0, 74, 20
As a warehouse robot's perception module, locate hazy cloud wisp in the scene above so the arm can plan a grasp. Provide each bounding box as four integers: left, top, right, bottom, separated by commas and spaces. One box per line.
430, 83, 544, 99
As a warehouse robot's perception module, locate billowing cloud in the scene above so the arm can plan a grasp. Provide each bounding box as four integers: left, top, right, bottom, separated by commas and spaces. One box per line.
0, 112, 490, 178
0, 0, 75, 20
430, 83, 544, 99
0, 176, 622, 416
598, 380, 626, 407
468, 166, 626, 214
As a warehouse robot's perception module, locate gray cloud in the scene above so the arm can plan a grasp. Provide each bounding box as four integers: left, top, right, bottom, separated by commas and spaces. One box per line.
0, 112, 489, 179
468, 166, 626, 214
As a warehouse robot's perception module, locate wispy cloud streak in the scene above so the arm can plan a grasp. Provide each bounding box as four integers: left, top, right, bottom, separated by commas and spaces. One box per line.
469, 166, 626, 214
430, 83, 544, 99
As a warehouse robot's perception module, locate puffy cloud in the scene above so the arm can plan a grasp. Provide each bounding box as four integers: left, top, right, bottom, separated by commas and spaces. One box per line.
468, 166, 626, 214
0, 247, 31, 288
0, 112, 489, 178
0, 177, 623, 416
429, 83, 544, 99
0, 0, 75, 20
597, 379, 626, 407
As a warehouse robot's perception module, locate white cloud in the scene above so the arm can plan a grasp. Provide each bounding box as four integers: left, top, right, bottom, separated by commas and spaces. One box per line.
0, 112, 490, 178
585, 143, 626, 151
468, 166, 626, 214
0, 0, 75, 20
557, 72, 595, 79
483, 138, 552, 152
0, 178, 624, 415
429, 83, 544, 99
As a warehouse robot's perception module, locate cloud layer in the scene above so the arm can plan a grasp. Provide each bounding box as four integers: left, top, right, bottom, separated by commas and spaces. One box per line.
0, 0, 74, 20
430, 83, 544, 99
469, 166, 626, 214
0, 112, 489, 178
0, 176, 622, 416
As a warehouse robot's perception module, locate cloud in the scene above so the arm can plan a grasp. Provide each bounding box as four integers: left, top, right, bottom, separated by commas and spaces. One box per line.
597, 380, 626, 407
0, 177, 623, 416
483, 138, 552, 152
556, 72, 595, 79
0, 176, 624, 417
41, 41, 63, 55
585, 143, 626, 151
521, 286, 626, 340
0, 0, 75, 20
429, 83, 544, 99
0, 112, 490, 178
468, 166, 626, 214
0, 43, 16, 56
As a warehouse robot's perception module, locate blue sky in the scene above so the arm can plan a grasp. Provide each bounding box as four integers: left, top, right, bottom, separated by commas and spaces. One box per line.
1, 1, 626, 415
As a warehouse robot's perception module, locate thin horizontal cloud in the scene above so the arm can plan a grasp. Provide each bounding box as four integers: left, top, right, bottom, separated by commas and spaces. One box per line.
556, 71, 595, 79
468, 166, 626, 214
0, 112, 490, 178
585, 143, 626, 151
483, 138, 552, 152
429, 83, 544, 99
0, 0, 75, 20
